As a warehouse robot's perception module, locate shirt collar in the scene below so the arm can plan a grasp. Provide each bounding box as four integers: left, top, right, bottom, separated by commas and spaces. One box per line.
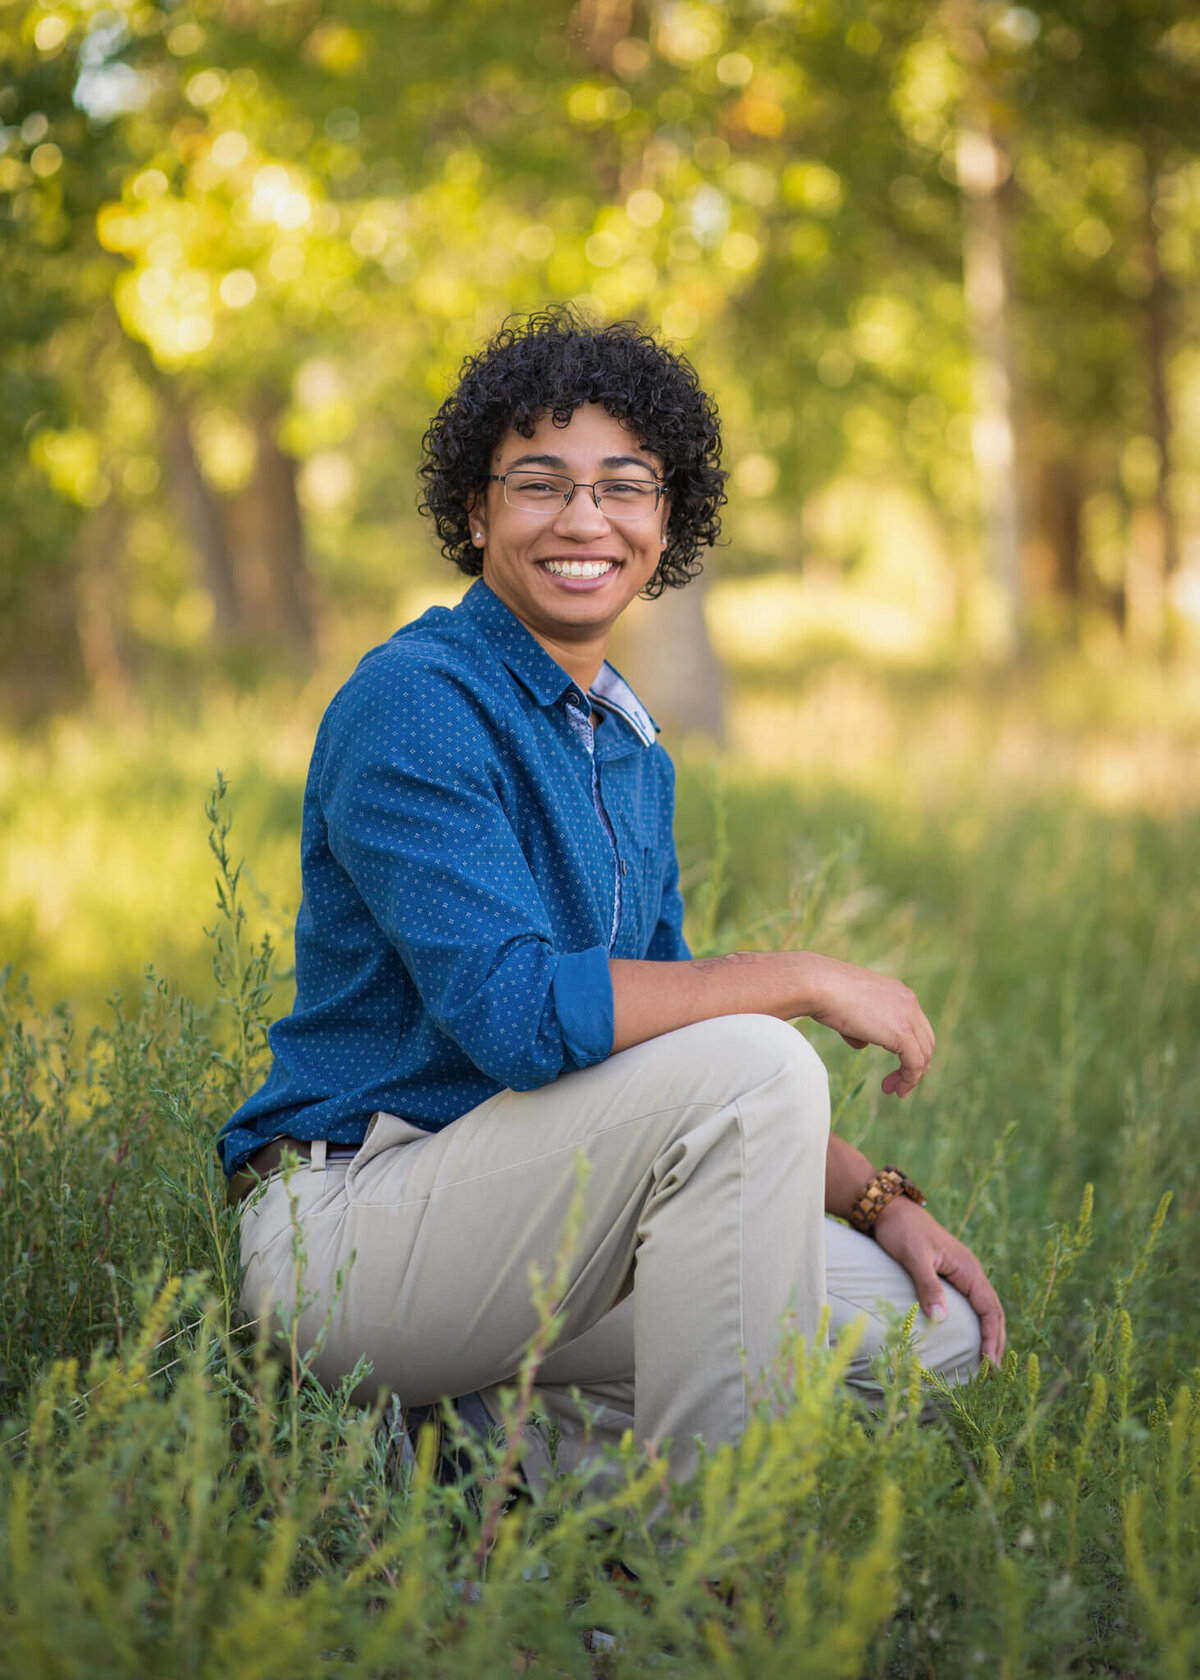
590, 662, 658, 748
457, 579, 659, 749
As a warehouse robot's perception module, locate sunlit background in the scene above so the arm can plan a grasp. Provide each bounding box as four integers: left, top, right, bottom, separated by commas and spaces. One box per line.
2, 0, 1199, 1020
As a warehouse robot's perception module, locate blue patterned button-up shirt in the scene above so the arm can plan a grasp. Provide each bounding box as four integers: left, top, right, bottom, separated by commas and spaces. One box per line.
217, 578, 690, 1176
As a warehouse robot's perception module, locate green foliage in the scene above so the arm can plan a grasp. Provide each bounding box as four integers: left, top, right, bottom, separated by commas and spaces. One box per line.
0, 970, 219, 1391
205, 768, 278, 1107
0, 734, 1198, 1674
2, 0, 1199, 700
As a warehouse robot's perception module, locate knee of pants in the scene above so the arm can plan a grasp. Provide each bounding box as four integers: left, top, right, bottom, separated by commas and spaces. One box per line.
689, 1013, 830, 1131
838, 1283, 981, 1389
917, 1283, 982, 1384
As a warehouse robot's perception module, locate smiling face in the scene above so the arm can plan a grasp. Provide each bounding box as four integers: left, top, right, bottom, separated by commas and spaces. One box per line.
469, 403, 670, 677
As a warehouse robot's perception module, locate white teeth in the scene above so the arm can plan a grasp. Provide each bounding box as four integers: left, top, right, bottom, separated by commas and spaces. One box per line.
543, 560, 615, 579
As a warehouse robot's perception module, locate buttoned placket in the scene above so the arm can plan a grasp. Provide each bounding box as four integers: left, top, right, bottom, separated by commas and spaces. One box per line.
563, 693, 622, 951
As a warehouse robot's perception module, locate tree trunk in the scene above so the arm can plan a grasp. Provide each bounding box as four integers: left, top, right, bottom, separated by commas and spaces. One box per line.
162, 397, 245, 643
614, 572, 726, 746
569, 0, 634, 68
1133, 152, 1178, 657
951, 1, 1023, 656
1028, 452, 1084, 639
223, 393, 316, 656
73, 500, 131, 709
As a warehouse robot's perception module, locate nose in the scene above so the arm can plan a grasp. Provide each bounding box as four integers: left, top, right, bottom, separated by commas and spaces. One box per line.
552, 483, 612, 540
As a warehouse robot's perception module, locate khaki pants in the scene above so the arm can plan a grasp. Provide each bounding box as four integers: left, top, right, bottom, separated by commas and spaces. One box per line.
240, 1016, 981, 1485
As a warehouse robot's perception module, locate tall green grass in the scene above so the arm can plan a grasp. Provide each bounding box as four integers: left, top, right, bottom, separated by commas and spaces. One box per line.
0, 732, 1198, 1674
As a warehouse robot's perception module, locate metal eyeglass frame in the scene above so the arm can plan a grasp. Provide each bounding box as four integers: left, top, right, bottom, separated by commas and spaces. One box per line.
487, 471, 665, 521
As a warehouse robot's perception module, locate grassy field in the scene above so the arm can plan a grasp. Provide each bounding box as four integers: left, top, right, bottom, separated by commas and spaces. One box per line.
1, 666, 1198, 1677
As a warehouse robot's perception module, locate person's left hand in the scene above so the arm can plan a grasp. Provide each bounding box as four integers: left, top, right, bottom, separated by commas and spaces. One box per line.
873, 1195, 1006, 1365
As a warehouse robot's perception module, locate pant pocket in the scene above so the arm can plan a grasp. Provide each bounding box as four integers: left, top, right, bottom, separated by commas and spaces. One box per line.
343, 1109, 428, 1200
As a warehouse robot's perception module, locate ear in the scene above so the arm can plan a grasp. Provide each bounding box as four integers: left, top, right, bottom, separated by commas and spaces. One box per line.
466, 490, 487, 550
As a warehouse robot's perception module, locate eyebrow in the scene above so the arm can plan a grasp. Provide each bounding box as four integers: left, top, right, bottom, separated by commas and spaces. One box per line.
504, 452, 658, 475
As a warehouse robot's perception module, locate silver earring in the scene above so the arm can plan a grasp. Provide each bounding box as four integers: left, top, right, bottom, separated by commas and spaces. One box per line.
475, 532, 483, 541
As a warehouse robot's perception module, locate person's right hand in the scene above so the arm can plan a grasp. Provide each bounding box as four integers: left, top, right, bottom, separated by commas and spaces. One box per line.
797, 952, 936, 1098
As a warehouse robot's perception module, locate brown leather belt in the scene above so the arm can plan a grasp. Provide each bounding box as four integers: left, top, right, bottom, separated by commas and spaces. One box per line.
227, 1137, 360, 1207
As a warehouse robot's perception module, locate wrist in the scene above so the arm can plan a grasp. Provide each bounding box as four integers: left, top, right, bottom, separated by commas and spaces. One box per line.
784, 949, 828, 1018
874, 1193, 922, 1238
846, 1165, 927, 1238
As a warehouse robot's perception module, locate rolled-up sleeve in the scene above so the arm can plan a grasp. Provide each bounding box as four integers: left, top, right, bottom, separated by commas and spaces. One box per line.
319, 657, 614, 1089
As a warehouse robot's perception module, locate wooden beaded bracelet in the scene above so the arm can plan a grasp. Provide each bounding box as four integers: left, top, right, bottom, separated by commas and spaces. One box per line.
847, 1165, 927, 1237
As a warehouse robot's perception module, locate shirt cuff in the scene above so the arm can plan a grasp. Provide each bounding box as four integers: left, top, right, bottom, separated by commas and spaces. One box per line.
551, 944, 614, 1070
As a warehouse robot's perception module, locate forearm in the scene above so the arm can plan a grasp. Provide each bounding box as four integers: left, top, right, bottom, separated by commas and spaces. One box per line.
609, 951, 824, 1054
824, 1132, 876, 1220
610, 946, 936, 1101
825, 1136, 940, 1264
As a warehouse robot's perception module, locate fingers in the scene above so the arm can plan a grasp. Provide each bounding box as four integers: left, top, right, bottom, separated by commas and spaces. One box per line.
880, 1204, 1008, 1370
883, 1055, 924, 1098
812, 963, 936, 1098
907, 1254, 948, 1326
940, 1251, 1007, 1366
971, 1278, 1007, 1366
883, 998, 937, 1099
883, 1036, 931, 1098
917, 1011, 936, 1065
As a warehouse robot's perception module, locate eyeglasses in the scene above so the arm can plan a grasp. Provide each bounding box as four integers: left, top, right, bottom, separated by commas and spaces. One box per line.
488, 471, 665, 521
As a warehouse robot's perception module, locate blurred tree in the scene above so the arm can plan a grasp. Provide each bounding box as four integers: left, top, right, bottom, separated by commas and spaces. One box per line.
0, 0, 1198, 716
947, 0, 1024, 652
0, 7, 127, 708
1017, 0, 1200, 654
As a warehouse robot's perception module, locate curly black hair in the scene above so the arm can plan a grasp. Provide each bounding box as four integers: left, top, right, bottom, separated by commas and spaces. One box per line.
417, 307, 725, 597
